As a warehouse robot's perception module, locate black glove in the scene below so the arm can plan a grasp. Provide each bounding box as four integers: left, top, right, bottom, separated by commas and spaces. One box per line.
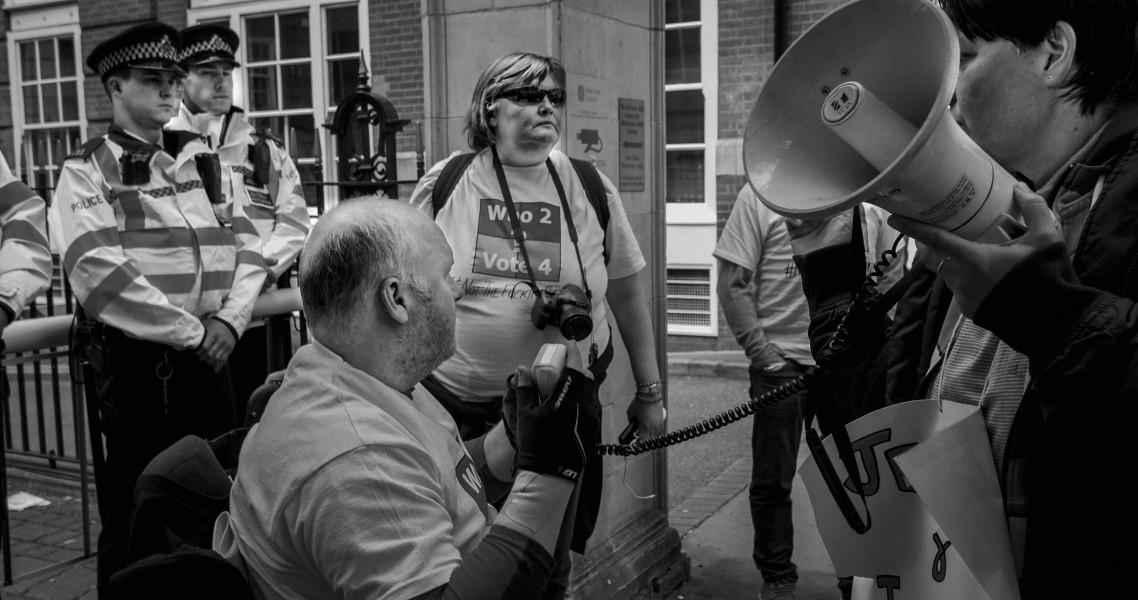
512, 365, 599, 482
501, 376, 519, 450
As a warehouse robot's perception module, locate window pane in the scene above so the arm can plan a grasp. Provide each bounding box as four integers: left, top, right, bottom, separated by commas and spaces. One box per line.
38, 40, 56, 79
666, 89, 704, 144
249, 66, 279, 110
247, 17, 276, 62
42, 83, 61, 123
23, 86, 40, 124
666, 28, 700, 85
326, 6, 359, 55
48, 129, 69, 165
281, 64, 313, 109
280, 13, 311, 59
31, 131, 50, 167
666, 149, 704, 203
666, 0, 700, 24
297, 163, 321, 208
287, 114, 317, 160
20, 42, 37, 81
58, 37, 76, 77
250, 116, 286, 140
329, 58, 357, 104
62, 81, 80, 121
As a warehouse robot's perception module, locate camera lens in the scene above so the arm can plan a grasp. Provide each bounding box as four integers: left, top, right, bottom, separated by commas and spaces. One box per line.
558, 311, 592, 341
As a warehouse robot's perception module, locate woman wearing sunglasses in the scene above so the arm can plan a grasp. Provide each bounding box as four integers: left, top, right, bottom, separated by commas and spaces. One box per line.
409, 52, 665, 598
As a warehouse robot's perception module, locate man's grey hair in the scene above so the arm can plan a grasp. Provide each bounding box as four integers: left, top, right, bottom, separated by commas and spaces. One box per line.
298, 200, 424, 336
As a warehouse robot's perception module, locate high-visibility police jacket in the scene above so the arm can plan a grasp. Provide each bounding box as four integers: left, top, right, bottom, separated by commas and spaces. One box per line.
0, 151, 52, 323
53, 125, 267, 350
169, 105, 310, 283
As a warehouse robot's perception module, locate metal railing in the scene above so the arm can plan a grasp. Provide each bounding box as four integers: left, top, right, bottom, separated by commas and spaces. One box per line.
1, 285, 305, 585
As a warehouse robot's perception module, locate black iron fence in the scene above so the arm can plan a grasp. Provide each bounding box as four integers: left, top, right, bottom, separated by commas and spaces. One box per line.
2, 186, 310, 585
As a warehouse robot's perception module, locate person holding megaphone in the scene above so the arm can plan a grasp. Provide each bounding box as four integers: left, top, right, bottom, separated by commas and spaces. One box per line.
769, 0, 1138, 598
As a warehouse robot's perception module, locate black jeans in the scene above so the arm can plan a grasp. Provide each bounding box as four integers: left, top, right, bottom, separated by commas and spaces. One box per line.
90, 326, 236, 599
748, 359, 808, 584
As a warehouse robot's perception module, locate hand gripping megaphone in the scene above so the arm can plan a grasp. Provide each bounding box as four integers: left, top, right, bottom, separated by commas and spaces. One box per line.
743, 0, 1022, 243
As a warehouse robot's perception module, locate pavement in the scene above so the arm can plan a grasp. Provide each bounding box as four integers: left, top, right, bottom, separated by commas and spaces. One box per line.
2, 349, 842, 599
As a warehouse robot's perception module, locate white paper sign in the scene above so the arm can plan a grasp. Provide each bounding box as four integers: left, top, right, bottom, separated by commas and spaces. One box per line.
799, 400, 1020, 600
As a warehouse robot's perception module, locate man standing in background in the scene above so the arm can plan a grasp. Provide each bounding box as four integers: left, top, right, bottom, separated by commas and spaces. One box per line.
714, 184, 902, 600
169, 23, 310, 416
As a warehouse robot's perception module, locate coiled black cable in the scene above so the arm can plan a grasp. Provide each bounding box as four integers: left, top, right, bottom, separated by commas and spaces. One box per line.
597, 233, 906, 457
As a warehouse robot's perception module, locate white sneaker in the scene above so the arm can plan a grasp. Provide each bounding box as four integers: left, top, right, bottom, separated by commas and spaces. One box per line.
761, 580, 797, 600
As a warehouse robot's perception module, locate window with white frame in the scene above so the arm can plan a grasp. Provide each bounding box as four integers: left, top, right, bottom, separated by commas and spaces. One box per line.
14, 33, 84, 194
664, 0, 718, 336
189, 1, 364, 209
664, 0, 713, 208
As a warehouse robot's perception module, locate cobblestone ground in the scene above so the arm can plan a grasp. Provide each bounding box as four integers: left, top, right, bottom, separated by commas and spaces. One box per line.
3, 484, 99, 600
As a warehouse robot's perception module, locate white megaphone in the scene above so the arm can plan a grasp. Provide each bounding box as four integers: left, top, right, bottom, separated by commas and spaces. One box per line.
744, 0, 1023, 243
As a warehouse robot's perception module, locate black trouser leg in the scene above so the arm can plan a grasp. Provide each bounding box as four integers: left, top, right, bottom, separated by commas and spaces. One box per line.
94, 331, 235, 599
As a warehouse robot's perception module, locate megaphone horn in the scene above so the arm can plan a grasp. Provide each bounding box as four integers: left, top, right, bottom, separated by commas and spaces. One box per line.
743, 0, 1023, 243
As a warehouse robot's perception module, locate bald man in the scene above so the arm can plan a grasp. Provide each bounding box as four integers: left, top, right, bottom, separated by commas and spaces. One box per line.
219, 197, 600, 600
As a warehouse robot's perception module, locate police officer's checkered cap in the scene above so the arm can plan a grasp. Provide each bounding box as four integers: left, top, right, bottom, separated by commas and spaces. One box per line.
86, 23, 185, 79
180, 24, 241, 68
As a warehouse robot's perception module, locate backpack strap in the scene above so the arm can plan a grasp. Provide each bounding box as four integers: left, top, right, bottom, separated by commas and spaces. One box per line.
568, 158, 610, 265
430, 152, 478, 217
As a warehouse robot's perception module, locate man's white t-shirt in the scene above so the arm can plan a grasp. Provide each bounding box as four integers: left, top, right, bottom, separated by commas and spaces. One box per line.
224, 342, 492, 600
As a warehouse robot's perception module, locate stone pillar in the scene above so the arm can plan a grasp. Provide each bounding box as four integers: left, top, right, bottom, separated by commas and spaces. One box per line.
424, 1, 683, 597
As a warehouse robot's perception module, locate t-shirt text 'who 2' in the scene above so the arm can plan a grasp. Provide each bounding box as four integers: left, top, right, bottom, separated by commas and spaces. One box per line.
474, 198, 562, 282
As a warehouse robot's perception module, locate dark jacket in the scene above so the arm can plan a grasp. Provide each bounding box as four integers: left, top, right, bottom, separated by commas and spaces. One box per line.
796, 103, 1138, 599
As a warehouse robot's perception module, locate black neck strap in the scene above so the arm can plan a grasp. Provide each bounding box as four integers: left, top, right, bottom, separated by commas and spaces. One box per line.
490, 146, 593, 300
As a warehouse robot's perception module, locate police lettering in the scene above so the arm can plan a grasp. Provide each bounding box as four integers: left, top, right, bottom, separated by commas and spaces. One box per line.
71, 195, 106, 212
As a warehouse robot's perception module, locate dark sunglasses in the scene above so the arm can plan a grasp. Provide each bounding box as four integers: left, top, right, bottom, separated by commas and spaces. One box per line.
495, 87, 566, 107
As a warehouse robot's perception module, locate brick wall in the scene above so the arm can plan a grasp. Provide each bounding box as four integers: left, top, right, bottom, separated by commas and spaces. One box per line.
708, 0, 844, 350
77, 0, 171, 136
370, 0, 425, 178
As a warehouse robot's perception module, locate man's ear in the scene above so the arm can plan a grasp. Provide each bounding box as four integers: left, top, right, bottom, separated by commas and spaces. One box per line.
1041, 21, 1077, 88
107, 76, 125, 98
377, 275, 410, 324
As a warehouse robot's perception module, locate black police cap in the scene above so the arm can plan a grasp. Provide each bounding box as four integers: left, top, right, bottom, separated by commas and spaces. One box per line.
180, 24, 241, 69
86, 23, 186, 81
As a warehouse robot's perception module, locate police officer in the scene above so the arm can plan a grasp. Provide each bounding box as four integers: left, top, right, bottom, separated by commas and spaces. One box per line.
168, 24, 310, 415
0, 150, 52, 341
51, 23, 266, 596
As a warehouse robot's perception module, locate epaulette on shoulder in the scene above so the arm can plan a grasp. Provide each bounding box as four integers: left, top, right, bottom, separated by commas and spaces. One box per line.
65, 137, 107, 162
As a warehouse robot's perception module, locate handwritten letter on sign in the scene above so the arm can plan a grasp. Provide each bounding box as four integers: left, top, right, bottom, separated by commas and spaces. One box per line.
799, 400, 1020, 600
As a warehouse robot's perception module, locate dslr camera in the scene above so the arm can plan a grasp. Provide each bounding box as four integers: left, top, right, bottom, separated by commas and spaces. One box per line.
531, 284, 592, 341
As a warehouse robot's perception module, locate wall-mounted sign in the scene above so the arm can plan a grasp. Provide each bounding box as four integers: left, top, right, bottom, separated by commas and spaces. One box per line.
618, 98, 645, 192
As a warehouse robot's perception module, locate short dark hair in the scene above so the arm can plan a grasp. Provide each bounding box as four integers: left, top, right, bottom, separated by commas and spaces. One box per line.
939, 0, 1138, 113
298, 199, 416, 335
464, 52, 567, 151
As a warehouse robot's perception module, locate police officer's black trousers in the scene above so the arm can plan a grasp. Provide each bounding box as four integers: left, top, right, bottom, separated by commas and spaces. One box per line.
90, 327, 236, 599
